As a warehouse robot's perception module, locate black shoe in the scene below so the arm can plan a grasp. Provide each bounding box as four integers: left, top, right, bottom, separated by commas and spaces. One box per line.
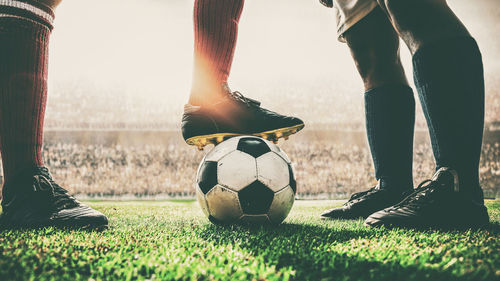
182, 85, 304, 149
365, 167, 490, 229
0, 167, 108, 230
320, 183, 408, 220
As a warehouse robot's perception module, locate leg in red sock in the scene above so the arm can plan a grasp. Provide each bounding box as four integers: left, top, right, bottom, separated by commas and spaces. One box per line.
0, 0, 107, 229
0, 6, 51, 184
190, 0, 244, 105
183, 0, 304, 149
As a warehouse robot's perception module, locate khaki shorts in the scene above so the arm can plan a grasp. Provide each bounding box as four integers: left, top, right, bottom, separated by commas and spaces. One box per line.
333, 0, 379, 42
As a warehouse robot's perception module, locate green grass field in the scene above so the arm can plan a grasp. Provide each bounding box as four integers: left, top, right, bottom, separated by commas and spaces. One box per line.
0, 200, 499, 281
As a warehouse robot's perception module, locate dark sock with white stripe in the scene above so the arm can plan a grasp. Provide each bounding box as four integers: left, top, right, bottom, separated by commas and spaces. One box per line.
413, 36, 485, 203
0, 0, 54, 187
190, 0, 245, 105
365, 85, 415, 192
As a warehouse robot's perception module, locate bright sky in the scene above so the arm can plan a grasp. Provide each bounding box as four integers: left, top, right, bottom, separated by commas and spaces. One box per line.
46, 0, 500, 124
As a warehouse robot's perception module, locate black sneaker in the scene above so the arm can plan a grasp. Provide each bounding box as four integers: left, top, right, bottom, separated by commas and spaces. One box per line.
320, 183, 408, 220
365, 167, 490, 229
182, 85, 304, 149
0, 167, 108, 230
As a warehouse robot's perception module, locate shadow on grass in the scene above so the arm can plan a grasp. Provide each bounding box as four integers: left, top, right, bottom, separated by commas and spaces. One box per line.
197, 222, 497, 281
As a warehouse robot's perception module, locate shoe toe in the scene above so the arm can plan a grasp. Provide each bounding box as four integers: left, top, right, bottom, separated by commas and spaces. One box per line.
53, 205, 108, 229
320, 207, 359, 220
364, 208, 419, 228
288, 116, 304, 127
364, 210, 388, 227
320, 208, 343, 219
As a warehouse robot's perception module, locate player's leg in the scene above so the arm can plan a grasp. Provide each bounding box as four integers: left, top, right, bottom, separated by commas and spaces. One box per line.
322, 7, 415, 220
376, 0, 470, 55
0, 0, 107, 229
182, 0, 304, 150
190, 0, 244, 105
365, 0, 489, 228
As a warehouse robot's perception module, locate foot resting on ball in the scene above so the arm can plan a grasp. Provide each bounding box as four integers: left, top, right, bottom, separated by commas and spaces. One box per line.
320, 183, 408, 220
364, 167, 490, 229
0, 166, 108, 230
182, 84, 304, 150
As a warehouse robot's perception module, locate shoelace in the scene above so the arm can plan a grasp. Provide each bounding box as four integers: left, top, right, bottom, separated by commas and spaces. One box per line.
391, 179, 441, 210
228, 91, 260, 107
33, 173, 79, 211
344, 186, 378, 205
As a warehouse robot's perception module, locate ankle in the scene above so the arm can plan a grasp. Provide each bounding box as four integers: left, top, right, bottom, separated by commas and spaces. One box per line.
378, 178, 413, 194
189, 83, 231, 106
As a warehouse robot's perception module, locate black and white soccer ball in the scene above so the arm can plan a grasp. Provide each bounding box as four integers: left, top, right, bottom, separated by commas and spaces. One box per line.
196, 136, 296, 225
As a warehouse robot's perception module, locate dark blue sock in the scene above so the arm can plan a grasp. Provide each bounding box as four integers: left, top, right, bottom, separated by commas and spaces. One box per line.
413, 36, 485, 203
365, 84, 415, 192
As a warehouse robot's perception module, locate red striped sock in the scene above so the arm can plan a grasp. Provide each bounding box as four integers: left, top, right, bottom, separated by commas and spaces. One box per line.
0, 0, 54, 185
190, 0, 245, 105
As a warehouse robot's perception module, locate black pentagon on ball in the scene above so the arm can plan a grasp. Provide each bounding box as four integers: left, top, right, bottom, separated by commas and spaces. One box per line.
238, 180, 274, 215
197, 161, 218, 194
288, 164, 296, 193
236, 137, 271, 158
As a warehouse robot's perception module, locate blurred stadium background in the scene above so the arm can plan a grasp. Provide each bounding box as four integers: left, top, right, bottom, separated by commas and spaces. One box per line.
0, 0, 498, 198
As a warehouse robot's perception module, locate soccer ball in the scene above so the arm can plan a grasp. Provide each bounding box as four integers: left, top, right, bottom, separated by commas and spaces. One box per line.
195, 136, 296, 225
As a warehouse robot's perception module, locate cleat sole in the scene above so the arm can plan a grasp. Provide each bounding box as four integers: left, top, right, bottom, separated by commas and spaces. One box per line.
186, 123, 304, 149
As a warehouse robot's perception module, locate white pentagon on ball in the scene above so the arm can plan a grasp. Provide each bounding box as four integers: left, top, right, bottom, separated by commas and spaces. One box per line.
205, 185, 243, 222
256, 152, 290, 192
195, 136, 296, 225
217, 150, 257, 192
203, 137, 240, 162
268, 186, 295, 223
263, 139, 291, 164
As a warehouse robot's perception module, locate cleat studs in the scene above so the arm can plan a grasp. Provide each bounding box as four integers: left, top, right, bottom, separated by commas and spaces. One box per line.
284, 136, 289, 140
275, 132, 283, 138
216, 136, 224, 143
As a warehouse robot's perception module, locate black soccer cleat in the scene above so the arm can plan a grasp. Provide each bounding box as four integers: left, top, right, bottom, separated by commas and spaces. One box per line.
182, 86, 304, 150
320, 183, 408, 220
0, 166, 108, 230
364, 167, 490, 229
